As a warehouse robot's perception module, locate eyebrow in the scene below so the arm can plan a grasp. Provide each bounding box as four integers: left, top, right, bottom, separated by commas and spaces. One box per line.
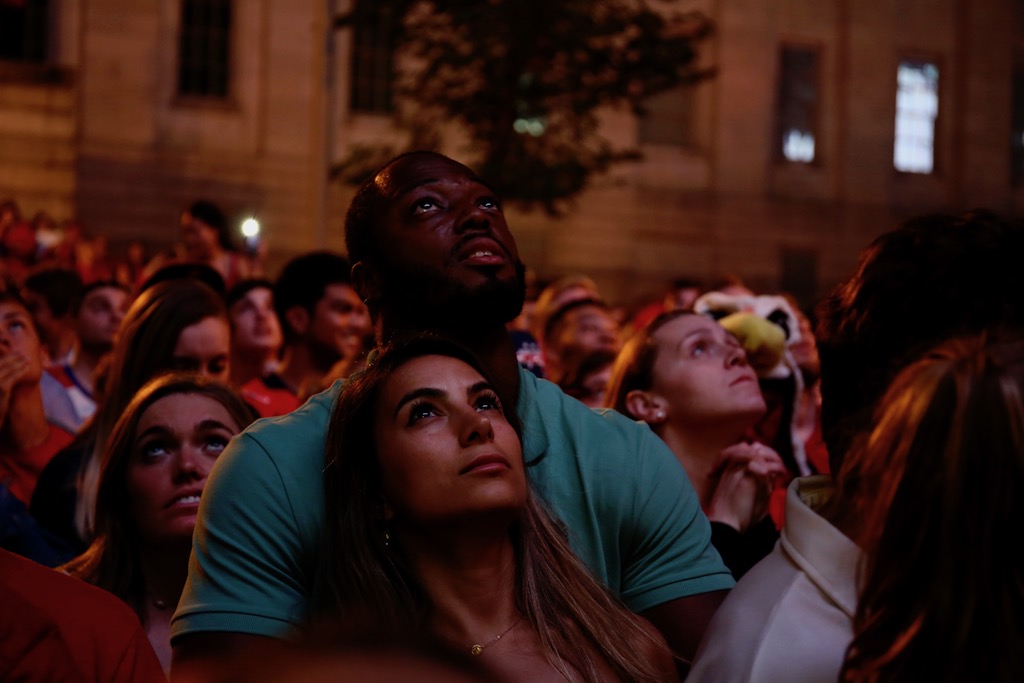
392, 380, 495, 418
135, 419, 235, 442
392, 175, 499, 202
1, 309, 28, 323
394, 387, 445, 418
676, 328, 708, 351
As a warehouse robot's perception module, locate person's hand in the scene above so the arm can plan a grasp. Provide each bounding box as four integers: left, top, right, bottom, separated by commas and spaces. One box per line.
705, 442, 786, 533
0, 351, 29, 426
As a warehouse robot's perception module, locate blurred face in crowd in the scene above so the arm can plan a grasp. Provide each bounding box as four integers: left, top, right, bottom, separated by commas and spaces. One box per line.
309, 284, 371, 364
229, 286, 282, 357
76, 286, 129, 353
0, 300, 44, 387
180, 211, 221, 260
20, 289, 62, 351
127, 392, 242, 544
789, 308, 820, 378
549, 303, 621, 360
373, 354, 526, 530
171, 315, 231, 382
646, 315, 766, 428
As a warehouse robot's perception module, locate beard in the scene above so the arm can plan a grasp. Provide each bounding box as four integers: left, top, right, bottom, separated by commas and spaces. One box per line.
377, 259, 528, 333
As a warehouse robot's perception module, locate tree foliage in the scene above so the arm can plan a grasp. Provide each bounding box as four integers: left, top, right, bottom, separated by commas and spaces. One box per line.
335, 0, 714, 214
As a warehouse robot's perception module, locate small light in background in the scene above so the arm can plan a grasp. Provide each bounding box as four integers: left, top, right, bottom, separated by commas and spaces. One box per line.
241, 217, 260, 239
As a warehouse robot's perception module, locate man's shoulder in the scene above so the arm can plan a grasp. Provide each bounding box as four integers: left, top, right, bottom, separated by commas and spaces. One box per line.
211, 381, 342, 493
242, 381, 340, 452
518, 370, 679, 489
520, 369, 650, 441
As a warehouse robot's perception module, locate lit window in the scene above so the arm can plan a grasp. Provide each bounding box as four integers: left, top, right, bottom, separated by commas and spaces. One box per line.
177, 0, 232, 99
351, 2, 395, 113
775, 46, 820, 164
893, 60, 939, 174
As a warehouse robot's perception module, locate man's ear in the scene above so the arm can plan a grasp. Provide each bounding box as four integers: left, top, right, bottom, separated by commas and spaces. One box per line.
351, 261, 379, 307
625, 390, 667, 424
285, 306, 310, 337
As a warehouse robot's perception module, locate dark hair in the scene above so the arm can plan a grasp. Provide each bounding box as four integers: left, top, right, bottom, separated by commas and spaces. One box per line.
62, 373, 258, 620
815, 210, 1024, 470
72, 280, 129, 315
22, 266, 84, 318
316, 335, 668, 682
834, 332, 1024, 683
541, 297, 612, 346
138, 262, 227, 298
76, 279, 229, 537
187, 199, 234, 251
0, 288, 37, 333
226, 278, 274, 310
604, 309, 695, 414
273, 251, 352, 343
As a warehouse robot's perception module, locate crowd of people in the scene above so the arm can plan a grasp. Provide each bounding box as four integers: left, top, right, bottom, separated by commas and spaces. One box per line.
1, 151, 1022, 682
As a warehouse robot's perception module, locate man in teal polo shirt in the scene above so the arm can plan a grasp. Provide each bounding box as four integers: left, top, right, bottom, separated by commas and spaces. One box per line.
171, 152, 733, 677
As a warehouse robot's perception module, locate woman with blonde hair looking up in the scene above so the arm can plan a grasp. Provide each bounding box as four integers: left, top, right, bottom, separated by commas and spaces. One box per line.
605, 311, 786, 578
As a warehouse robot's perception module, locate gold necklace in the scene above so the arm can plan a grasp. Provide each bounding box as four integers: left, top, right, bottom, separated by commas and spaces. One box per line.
469, 617, 521, 656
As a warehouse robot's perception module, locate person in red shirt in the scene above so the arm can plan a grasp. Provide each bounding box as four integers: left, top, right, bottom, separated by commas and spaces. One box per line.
1, 547, 165, 682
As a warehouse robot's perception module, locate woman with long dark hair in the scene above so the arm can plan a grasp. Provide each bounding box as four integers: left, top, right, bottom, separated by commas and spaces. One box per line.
315, 336, 678, 682
833, 333, 1024, 682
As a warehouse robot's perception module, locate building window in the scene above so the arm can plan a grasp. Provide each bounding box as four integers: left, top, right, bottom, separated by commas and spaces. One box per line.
177, 0, 232, 99
780, 247, 818, 311
0, 0, 48, 63
774, 46, 820, 164
638, 86, 697, 148
350, 2, 395, 113
1012, 58, 1024, 184
893, 59, 939, 174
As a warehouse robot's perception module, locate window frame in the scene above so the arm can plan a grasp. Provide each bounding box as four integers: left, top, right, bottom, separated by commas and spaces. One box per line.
174, 0, 235, 105
892, 53, 943, 176
772, 42, 823, 166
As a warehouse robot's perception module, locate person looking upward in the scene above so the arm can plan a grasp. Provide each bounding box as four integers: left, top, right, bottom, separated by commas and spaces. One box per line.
172, 152, 732, 680
316, 337, 679, 682
172, 149, 733, 679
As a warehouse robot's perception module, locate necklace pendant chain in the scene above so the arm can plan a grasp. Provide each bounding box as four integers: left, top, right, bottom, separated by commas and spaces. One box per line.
468, 617, 520, 656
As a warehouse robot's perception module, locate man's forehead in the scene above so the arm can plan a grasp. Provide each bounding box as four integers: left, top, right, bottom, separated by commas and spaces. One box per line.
0, 300, 31, 319
374, 154, 489, 199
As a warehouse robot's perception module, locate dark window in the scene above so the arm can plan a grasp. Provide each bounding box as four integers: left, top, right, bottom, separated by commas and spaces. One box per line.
774, 45, 820, 164
638, 86, 697, 148
350, 3, 395, 113
177, 0, 232, 98
1012, 58, 1024, 184
0, 0, 48, 63
781, 247, 818, 310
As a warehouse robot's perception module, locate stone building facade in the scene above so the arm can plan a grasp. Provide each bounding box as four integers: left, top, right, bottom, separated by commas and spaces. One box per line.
0, 0, 1020, 309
